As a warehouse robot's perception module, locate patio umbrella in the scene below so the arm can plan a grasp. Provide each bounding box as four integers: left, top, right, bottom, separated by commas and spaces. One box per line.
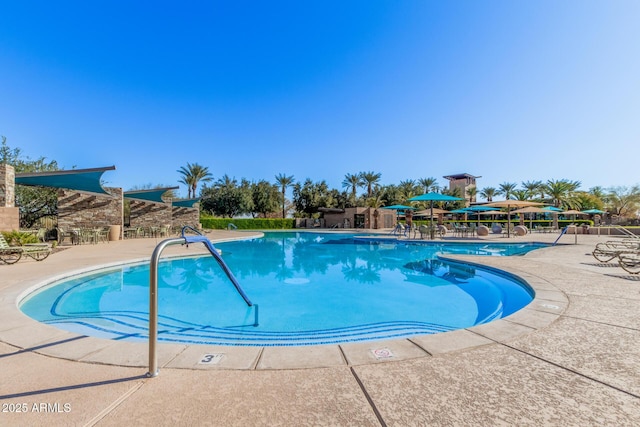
382, 204, 416, 211
409, 192, 464, 238
483, 200, 543, 237
582, 209, 605, 214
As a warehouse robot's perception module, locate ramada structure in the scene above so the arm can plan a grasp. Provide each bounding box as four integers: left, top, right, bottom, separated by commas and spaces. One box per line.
0, 164, 200, 237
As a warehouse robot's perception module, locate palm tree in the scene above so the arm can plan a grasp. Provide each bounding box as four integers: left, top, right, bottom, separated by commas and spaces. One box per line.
480, 187, 497, 202
418, 177, 438, 194
498, 182, 518, 200
342, 173, 363, 202
544, 179, 581, 229
398, 179, 416, 203
466, 186, 478, 204
522, 180, 543, 200
359, 171, 382, 198
177, 162, 213, 198
512, 189, 529, 201
275, 173, 295, 219
544, 179, 581, 208
366, 194, 386, 229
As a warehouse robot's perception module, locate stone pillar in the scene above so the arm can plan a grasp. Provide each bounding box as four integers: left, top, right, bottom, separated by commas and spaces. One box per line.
0, 164, 16, 207
0, 164, 19, 231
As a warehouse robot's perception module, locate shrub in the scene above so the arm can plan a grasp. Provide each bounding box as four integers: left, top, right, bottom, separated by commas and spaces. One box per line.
1, 230, 39, 246
200, 217, 295, 230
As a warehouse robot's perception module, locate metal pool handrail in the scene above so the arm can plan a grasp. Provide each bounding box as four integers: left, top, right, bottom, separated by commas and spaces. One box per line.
147, 227, 254, 377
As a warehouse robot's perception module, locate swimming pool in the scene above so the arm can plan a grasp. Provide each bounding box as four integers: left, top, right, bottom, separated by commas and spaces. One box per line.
20, 232, 544, 346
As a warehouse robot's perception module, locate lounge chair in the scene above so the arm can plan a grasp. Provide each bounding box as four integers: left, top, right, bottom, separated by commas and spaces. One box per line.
592, 240, 640, 262
0, 233, 51, 264
618, 252, 640, 274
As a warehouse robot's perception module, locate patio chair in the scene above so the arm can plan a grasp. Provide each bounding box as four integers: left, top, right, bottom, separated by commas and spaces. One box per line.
0, 233, 51, 264
56, 227, 79, 245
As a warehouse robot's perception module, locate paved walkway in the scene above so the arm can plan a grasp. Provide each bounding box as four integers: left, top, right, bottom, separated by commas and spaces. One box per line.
1, 230, 639, 426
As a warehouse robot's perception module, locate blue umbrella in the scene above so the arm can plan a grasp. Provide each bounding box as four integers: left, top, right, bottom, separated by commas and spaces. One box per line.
582, 209, 605, 214
409, 192, 464, 238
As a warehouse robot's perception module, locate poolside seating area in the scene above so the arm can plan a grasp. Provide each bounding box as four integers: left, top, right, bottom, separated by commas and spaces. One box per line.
56, 226, 110, 245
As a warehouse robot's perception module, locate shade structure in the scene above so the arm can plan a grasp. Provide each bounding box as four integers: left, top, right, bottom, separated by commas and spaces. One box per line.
582, 209, 605, 214
409, 192, 464, 238
15, 166, 116, 195
124, 187, 179, 203
483, 200, 544, 237
172, 198, 200, 208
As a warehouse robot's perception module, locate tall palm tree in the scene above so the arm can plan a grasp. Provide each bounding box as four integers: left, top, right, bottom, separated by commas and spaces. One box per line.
359, 171, 382, 198
480, 187, 497, 202
342, 173, 363, 202
418, 177, 438, 194
466, 186, 478, 204
512, 189, 529, 201
522, 180, 543, 200
275, 173, 295, 219
498, 182, 518, 200
398, 179, 416, 203
544, 179, 581, 208
177, 162, 213, 198
544, 179, 581, 229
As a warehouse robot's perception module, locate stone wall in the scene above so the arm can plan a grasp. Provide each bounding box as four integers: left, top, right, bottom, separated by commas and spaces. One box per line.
129, 200, 172, 228
57, 187, 123, 236
171, 206, 200, 228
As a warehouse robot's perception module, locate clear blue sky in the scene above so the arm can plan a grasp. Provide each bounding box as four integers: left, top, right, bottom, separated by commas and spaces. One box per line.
1, 1, 639, 199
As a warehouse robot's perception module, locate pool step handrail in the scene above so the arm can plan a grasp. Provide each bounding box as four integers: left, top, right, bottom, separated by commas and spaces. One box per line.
610, 225, 639, 239
147, 227, 254, 377
180, 227, 252, 307
552, 226, 569, 246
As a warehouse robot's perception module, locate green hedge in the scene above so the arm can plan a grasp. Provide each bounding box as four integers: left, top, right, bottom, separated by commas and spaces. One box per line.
200, 217, 295, 230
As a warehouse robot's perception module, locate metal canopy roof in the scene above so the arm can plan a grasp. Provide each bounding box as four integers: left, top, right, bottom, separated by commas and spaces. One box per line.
15, 166, 116, 195
124, 187, 179, 203
172, 198, 200, 208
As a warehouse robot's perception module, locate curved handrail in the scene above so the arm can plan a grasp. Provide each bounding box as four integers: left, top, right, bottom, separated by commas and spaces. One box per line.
147, 228, 254, 377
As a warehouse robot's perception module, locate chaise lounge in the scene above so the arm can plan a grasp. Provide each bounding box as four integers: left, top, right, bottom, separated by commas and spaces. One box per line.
0, 234, 51, 264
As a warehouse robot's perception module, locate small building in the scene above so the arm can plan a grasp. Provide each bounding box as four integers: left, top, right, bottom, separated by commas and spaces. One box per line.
443, 173, 481, 204
319, 207, 396, 230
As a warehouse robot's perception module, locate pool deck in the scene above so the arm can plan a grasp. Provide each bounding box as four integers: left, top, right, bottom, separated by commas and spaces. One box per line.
1, 229, 639, 425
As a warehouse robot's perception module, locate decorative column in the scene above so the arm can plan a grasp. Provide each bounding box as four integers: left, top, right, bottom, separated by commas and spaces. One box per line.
0, 163, 16, 207
0, 164, 19, 231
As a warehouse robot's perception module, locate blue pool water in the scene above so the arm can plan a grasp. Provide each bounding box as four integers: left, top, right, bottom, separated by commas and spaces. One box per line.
20, 232, 544, 346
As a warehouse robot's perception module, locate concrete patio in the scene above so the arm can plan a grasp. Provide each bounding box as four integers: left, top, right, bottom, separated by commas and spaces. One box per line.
1, 230, 639, 426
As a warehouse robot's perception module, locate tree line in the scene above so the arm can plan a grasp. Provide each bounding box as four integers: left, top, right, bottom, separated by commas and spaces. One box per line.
3, 137, 640, 225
